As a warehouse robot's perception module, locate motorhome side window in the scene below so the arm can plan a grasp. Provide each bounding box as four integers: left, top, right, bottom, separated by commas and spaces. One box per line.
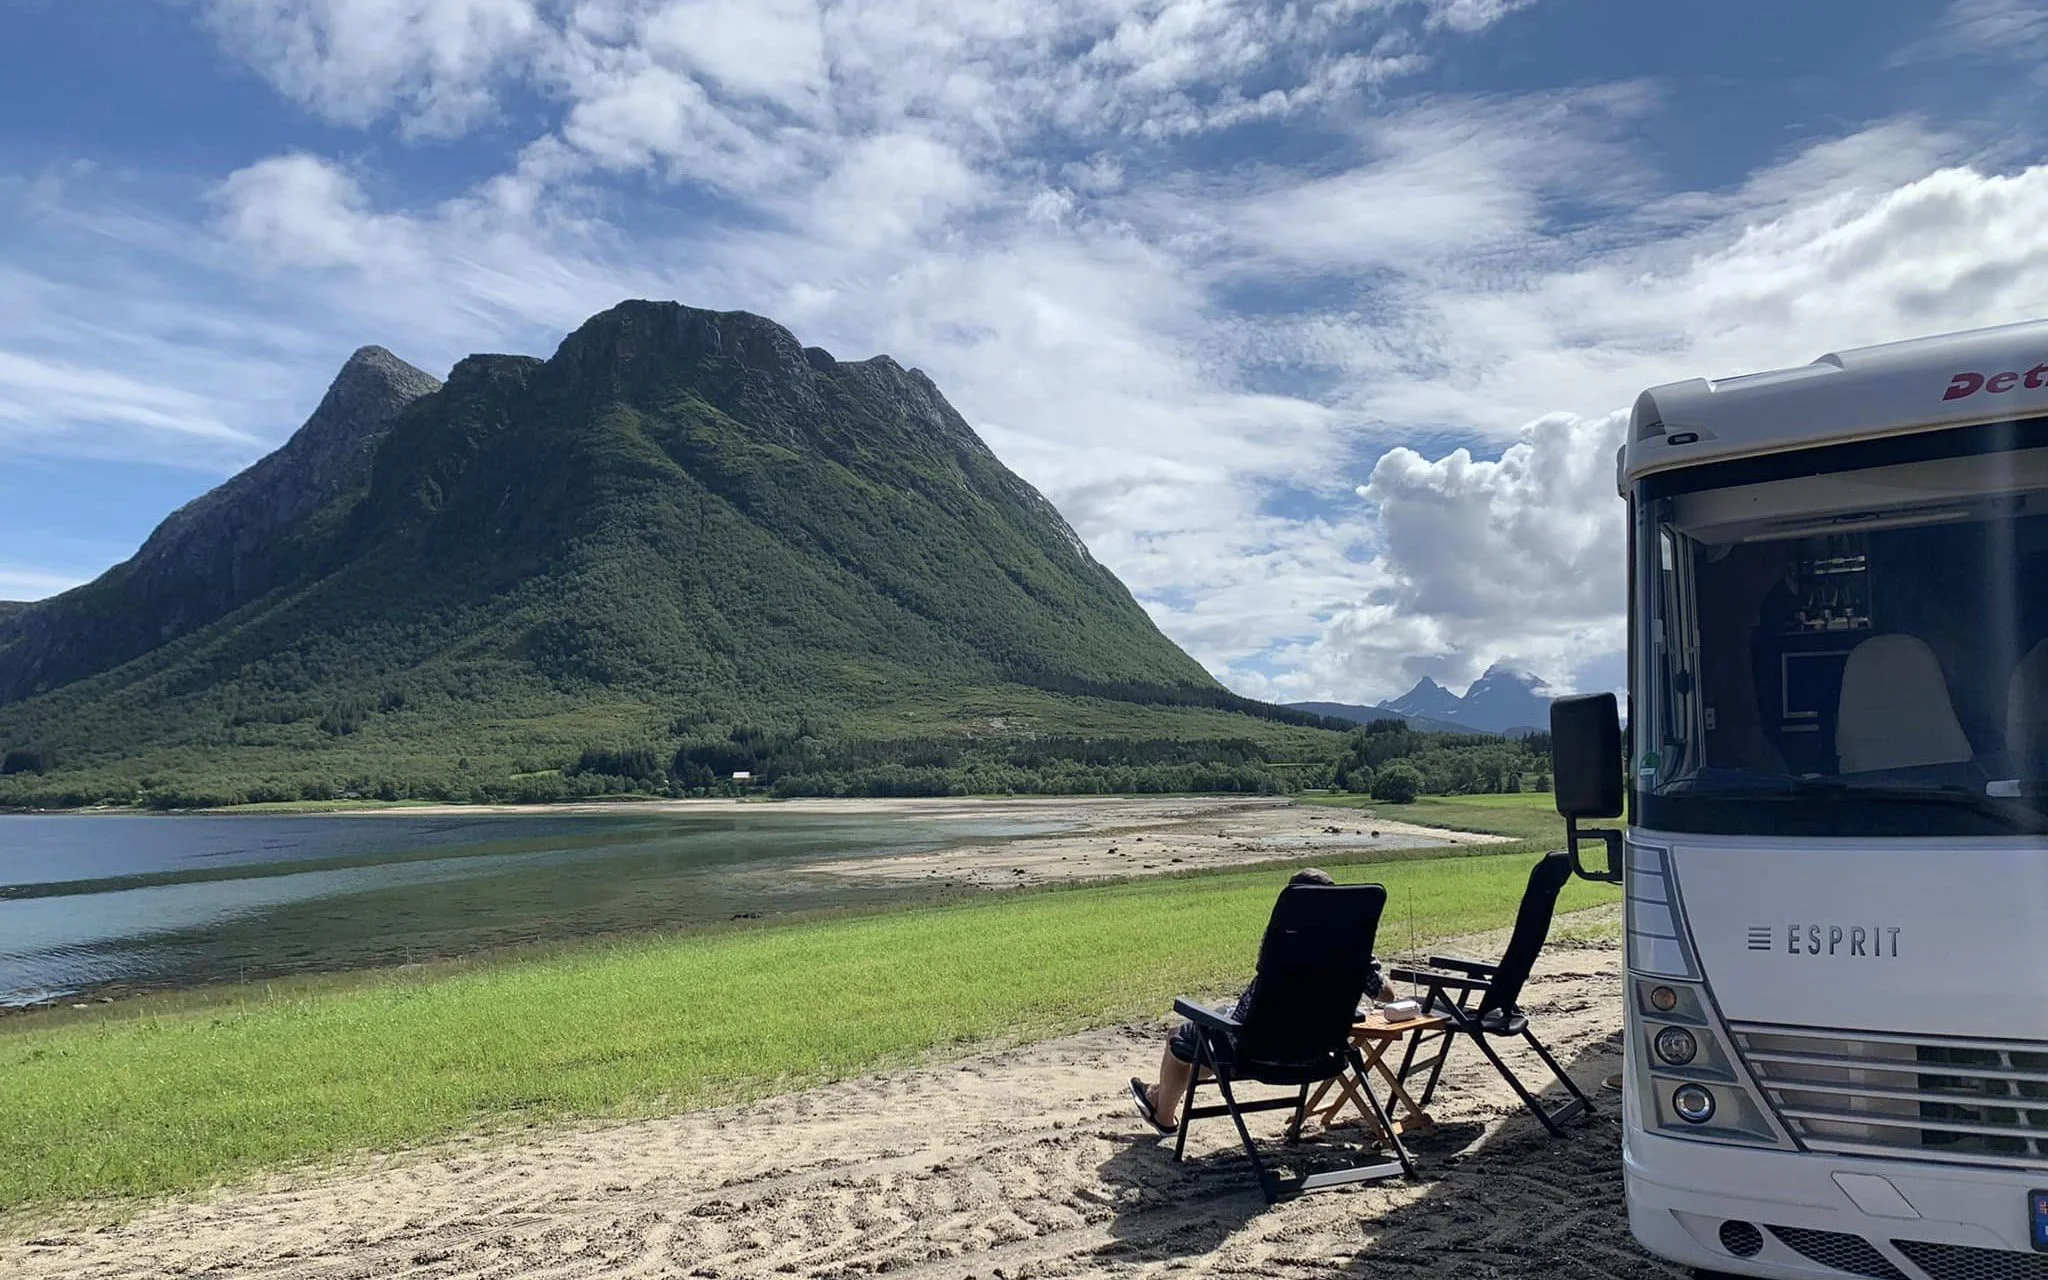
1633, 432, 2048, 837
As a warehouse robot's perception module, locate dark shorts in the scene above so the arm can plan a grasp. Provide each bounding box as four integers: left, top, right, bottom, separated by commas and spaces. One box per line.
1167, 1018, 1233, 1066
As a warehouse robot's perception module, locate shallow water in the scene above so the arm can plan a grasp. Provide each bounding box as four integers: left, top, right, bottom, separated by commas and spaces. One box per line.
0, 810, 1066, 1006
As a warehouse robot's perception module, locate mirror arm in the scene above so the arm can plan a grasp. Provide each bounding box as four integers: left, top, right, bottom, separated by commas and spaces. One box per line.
1564, 814, 1624, 884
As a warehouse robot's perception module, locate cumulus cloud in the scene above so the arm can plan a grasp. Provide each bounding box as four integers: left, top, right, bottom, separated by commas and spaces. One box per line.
1255, 154, 2048, 703
204, 0, 548, 136
200, 0, 1518, 154
213, 154, 424, 273
1350, 411, 1624, 686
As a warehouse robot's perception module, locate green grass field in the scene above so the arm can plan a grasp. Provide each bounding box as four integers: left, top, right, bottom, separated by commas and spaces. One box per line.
1, 848, 1616, 1214
1302, 790, 1562, 843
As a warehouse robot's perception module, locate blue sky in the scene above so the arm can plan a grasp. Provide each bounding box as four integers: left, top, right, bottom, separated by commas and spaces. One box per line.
6, 0, 2048, 704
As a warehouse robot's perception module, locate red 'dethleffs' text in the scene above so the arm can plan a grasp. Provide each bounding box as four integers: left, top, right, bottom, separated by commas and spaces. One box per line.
1944, 365, 2048, 400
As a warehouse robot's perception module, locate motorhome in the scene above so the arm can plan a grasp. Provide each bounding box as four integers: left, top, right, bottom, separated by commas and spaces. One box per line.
1550, 319, 2048, 1279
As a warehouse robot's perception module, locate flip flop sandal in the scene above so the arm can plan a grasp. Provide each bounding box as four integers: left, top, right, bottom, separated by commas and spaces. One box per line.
1129, 1077, 1176, 1135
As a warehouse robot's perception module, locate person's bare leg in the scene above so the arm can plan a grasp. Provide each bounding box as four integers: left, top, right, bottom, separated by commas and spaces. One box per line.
1151, 1044, 1194, 1127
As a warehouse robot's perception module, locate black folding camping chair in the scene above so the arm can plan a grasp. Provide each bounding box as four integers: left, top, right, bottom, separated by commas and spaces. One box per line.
1389, 849, 1592, 1137
1170, 881, 1417, 1203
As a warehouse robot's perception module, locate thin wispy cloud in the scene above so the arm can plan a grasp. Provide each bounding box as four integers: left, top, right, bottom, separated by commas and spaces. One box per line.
0, 565, 92, 601
1900, 0, 2048, 72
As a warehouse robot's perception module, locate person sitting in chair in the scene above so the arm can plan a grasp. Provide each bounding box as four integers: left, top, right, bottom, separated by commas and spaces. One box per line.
1128, 867, 1392, 1134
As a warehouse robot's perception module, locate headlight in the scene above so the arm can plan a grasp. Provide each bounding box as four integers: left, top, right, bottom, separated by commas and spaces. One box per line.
1653, 1025, 1698, 1065
1673, 1084, 1715, 1124
1648, 985, 1679, 1012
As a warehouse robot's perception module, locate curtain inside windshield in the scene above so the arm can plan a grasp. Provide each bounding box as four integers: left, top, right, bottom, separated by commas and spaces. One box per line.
1635, 442, 2048, 835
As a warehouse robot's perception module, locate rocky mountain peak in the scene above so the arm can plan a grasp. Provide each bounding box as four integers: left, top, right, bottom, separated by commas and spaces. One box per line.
272, 347, 443, 476
142, 345, 441, 560
1466, 663, 1549, 696
557, 301, 813, 380
1386, 676, 1464, 719
0, 343, 443, 703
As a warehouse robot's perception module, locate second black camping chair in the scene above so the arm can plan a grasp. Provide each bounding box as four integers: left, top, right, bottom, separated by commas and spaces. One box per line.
1170, 881, 1417, 1203
1389, 848, 1593, 1137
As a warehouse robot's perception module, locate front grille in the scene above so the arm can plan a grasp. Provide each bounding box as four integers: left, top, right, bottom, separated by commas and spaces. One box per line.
1892, 1239, 2048, 1280
1732, 1024, 2048, 1169
1766, 1225, 1907, 1279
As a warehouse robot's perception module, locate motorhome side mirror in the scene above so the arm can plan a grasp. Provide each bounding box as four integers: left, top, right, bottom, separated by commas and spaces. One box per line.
1552, 692, 1623, 820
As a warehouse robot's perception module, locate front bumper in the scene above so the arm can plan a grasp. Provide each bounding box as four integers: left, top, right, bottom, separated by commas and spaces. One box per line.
1626, 1124, 2047, 1278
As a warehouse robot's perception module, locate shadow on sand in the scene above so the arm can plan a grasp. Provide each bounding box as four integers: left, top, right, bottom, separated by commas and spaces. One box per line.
1085, 1024, 1689, 1278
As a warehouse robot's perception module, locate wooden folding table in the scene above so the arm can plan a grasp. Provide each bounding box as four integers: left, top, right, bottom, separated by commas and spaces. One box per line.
1289, 1007, 1449, 1143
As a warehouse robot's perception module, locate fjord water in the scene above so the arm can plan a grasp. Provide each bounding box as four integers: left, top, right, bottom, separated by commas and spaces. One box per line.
0, 810, 1063, 1007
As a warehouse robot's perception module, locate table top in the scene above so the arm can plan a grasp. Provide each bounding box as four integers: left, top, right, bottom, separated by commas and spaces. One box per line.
1353, 1007, 1450, 1036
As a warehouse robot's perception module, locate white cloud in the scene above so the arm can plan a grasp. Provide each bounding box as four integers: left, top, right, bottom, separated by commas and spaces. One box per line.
1905, 0, 2048, 69
199, 0, 1518, 158
636, 0, 828, 114
1249, 153, 2048, 703
0, 350, 256, 450
204, 0, 548, 136
1423, 0, 1532, 32
213, 154, 424, 273
1215, 87, 1651, 274
1348, 410, 1624, 689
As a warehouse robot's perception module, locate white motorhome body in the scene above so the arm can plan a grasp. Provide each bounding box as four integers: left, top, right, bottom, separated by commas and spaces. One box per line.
1600, 319, 2048, 1279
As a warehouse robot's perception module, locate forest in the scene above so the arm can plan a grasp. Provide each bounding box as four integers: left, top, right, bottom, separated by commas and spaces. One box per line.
0, 707, 1554, 809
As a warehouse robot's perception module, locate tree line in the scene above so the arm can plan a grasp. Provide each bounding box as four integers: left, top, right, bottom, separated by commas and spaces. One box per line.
0, 708, 1563, 810
553, 717, 1556, 803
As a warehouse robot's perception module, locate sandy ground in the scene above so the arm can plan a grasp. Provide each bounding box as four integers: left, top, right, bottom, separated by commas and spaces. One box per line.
2, 907, 1678, 1280
794, 796, 1512, 890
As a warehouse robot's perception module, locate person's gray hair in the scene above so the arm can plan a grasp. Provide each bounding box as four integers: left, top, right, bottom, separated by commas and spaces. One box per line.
1288, 867, 1334, 887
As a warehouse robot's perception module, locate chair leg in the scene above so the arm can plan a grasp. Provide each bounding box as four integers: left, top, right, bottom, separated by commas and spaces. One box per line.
1473, 1032, 1565, 1138
1210, 1066, 1279, 1203
1286, 1081, 1310, 1142
1347, 1047, 1416, 1179
1408, 1028, 1455, 1109
1521, 1027, 1592, 1122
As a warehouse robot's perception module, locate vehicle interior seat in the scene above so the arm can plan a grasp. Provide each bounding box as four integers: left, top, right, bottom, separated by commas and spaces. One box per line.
1834, 634, 1974, 773
2005, 637, 2048, 769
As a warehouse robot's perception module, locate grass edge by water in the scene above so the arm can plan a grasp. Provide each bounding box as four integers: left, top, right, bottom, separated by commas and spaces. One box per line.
3, 845, 1610, 1222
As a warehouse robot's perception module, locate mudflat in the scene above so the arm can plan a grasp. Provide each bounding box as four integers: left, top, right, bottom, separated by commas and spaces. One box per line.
788, 795, 1512, 889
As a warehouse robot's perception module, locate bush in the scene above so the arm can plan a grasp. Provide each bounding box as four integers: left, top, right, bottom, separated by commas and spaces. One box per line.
1371, 761, 1423, 804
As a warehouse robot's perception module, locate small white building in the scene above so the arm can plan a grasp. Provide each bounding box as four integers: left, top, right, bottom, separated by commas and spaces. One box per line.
731, 771, 752, 782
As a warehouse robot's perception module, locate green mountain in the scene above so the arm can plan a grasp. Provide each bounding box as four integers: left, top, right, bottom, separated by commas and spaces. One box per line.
0, 301, 1346, 806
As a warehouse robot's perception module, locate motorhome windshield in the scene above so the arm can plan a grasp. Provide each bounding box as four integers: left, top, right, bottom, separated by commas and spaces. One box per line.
1634, 429, 2048, 837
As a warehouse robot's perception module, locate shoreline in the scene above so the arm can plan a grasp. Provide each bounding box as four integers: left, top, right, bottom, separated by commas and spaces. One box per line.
11, 791, 1387, 819
0, 796, 1517, 1019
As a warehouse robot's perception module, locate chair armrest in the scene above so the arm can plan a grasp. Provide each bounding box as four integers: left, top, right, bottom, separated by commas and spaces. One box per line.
1389, 967, 1490, 993
1173, 998, 1241, 1032
1427, 955, 1498, 977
